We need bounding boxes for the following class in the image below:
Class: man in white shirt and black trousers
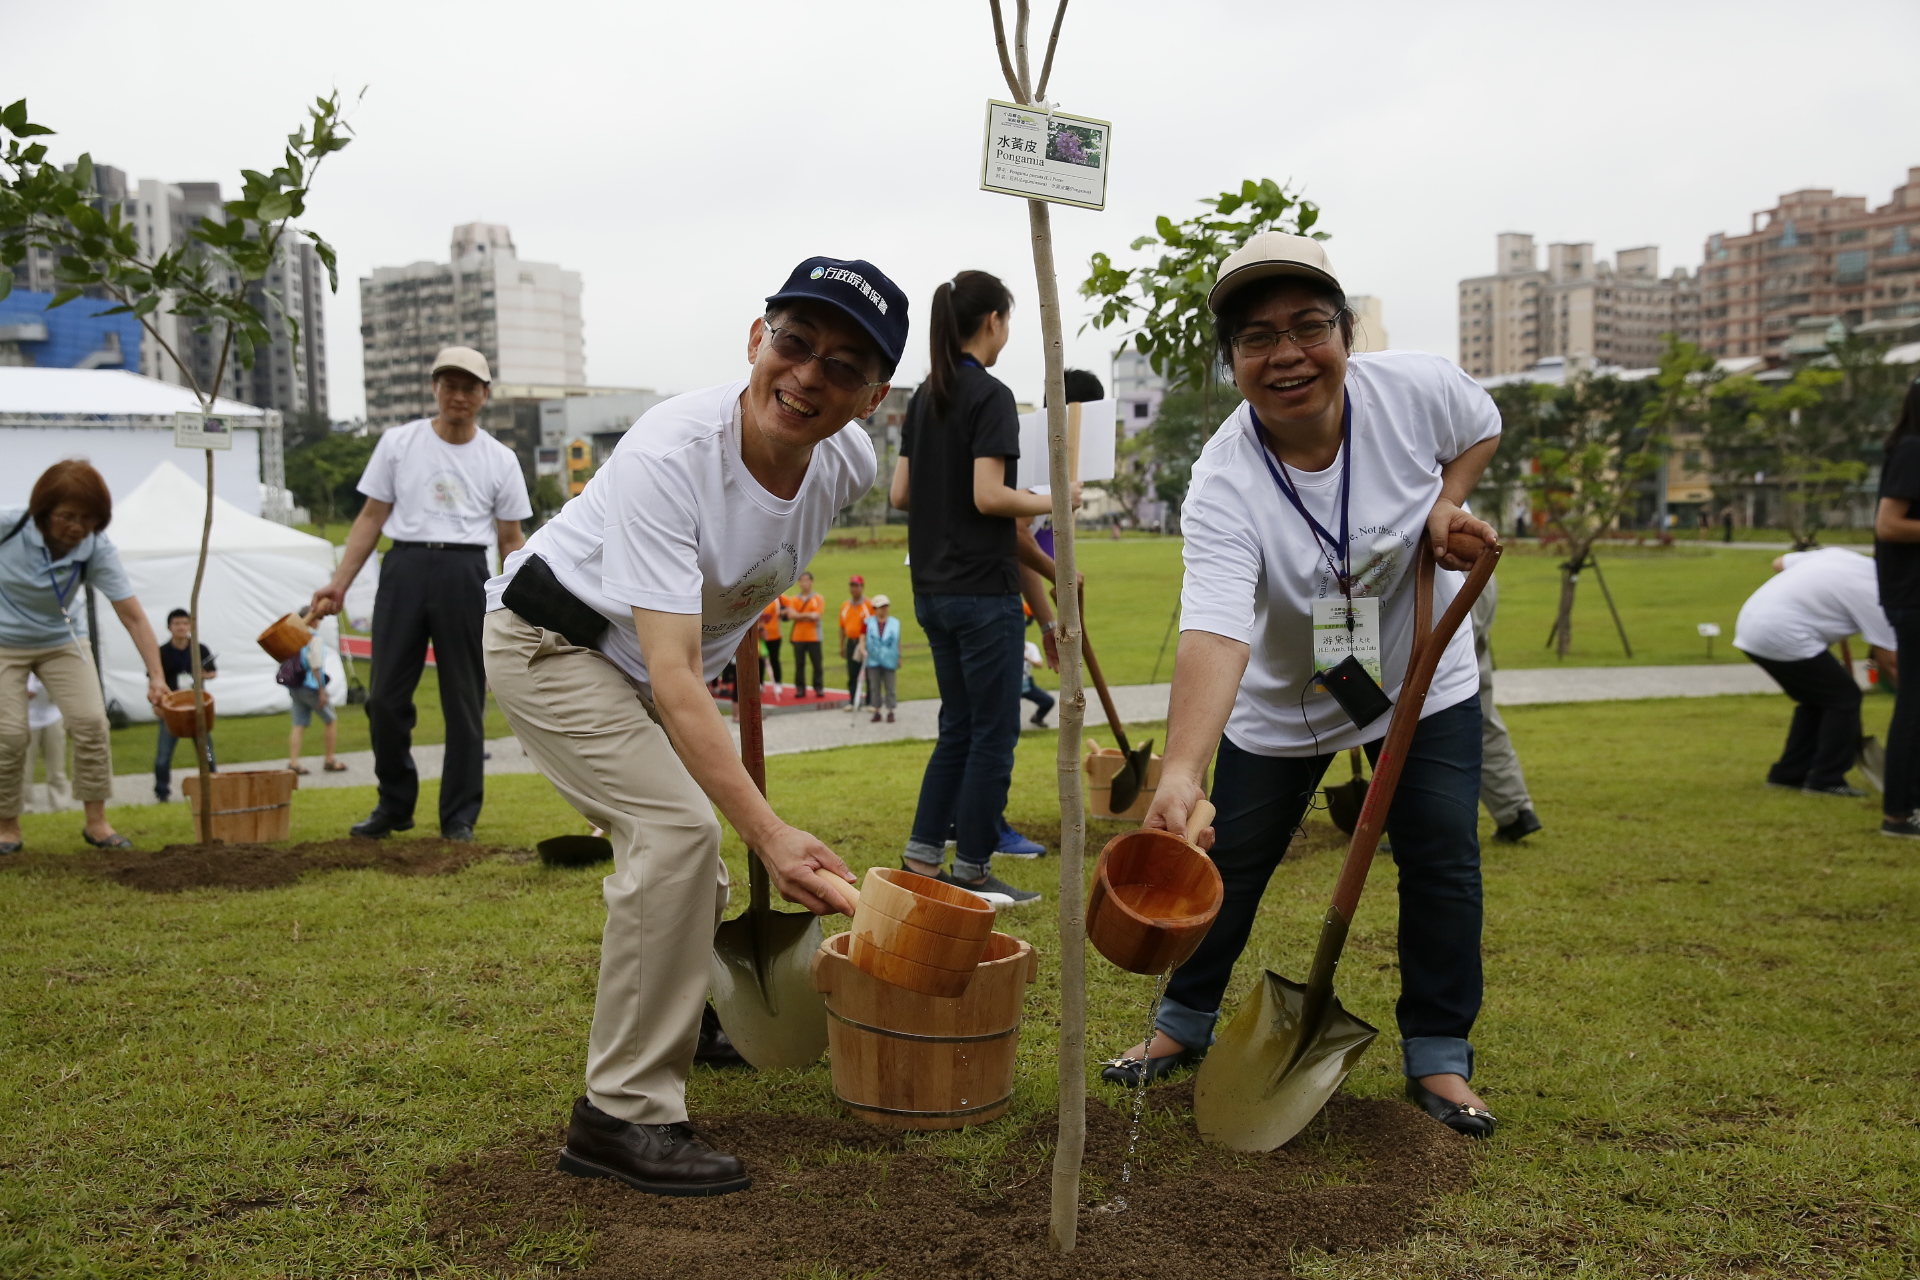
[309,346,532,841]
[480,257,903,1197]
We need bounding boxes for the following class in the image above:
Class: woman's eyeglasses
[1229,314,1344,358]
[766,327,884,393]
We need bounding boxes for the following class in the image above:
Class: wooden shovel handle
[1329,534,1500,922]
[1185,798,1216,847]
[734,631,771,913]
[1077,581,1132,756]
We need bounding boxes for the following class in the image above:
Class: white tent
[95,461,345,723]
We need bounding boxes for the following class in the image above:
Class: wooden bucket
[1086,804,1223,976]
[812,930,1038,1130]
[1085,744,1163,821]
[159,689,215,738]
[256,612,313,662]
[184,770,297,844]
[847,866,997,998]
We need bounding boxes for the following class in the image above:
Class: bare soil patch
[3,837,513,893]
[428,1081,1471,1279]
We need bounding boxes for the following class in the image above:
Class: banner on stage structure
[980,99,1110,211]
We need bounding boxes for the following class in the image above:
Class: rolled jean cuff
[1402,1035,1474,1081]
[1153,993,1220,1050]
[952,856,991,881]
[903,837,946,867]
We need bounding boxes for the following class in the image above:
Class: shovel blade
[1108,738,1155,814]
[1193,969,1380,1151]
[709,907,828,1071]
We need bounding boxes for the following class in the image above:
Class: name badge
[1312,595,1381,683]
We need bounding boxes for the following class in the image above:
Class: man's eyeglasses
[1228,314,1345,359]
[766,326,884,393]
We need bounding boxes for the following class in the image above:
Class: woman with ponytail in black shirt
[1873,380,1920,837]
[888,270,1071,903]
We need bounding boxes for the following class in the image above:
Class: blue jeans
[154,724,216,801]
[906,593,1026,878]
[1156,697,1486,1081]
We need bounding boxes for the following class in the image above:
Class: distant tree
[286,407,334,451]
[285,431,377,524]
[1132,386,1244,530]
[529,474,567,528]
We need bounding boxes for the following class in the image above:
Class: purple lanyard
[1250,391,1354,597]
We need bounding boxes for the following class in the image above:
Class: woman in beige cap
[1102,232,1506,1139]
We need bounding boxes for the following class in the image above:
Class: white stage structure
[95,462,344,723]
[0,367,286,519]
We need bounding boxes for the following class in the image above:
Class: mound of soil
[50,838,513,893]
[428,1082,1471,1279]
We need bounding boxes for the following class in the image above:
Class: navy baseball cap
[765,256,910,372]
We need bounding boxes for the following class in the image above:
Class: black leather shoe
[695,1003,748,1068]
[1100,1044,1205,1087]
[1494,808,1543,843]
[350,811,414,839]
[1407,1079,1497,1139]
[441,823,475,843]
[557,1097,750,1196]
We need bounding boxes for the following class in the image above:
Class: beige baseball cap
[431,345,492,384]
[1207,232,1341,314]
[871,594,891,607]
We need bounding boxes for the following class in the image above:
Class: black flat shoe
[81,831,133,849]
[694,1004,747,1068]
[1494,808,1542,843]
[1100,1044,1205,1087]
[1407,1079,1497,1139]
[351,811,414,839]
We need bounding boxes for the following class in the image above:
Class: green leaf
[256,192,293,223]
[47,287,82,309]
[0,266,11,301]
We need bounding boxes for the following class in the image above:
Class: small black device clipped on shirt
[1316,653,1392,729]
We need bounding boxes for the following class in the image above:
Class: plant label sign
[980,99,1110,211]
[174,412,235,451]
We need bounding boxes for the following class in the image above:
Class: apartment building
[1698,166,1920,359]
[359,223,584,429]
[1459,234,1697,378]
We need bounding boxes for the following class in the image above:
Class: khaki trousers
[482,610,729,1125]
[0,643,111,819]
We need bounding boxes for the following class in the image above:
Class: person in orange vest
[758,600,783,691]
[838,575,875,702]
[780,572,827,697]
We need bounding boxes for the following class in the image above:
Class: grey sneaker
[1803,784,1867,799]
[1881,814,1920,838]
[940,869,1041,906]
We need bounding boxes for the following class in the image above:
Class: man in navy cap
[481,257,906,1197]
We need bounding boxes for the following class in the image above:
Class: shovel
[709,631,832,1070]
[1323,749,1369,836]
[1194,533,1500,1151]
[1081,617,1153,815]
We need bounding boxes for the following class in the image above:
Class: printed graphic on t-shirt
[705,541,800,638]
[426,471,471,515]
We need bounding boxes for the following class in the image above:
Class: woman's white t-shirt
[484,380,877,695]
[357,419,533,545]
[1733,547,1894,662]
[1178,350,1501,756]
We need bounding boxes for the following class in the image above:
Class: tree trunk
[1552,540,1586,660]
[190,447,215,845]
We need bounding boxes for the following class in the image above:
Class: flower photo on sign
[1047,122,1103,168]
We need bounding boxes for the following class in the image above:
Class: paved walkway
[97,662,1823,808]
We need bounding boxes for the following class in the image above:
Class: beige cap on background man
[1207,232,1341,313]
[431,345,492,384]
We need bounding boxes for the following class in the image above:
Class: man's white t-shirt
[357,419,533,545]
[484,380,878,695]
[1733,547,1894,662]
[1178,351,1501,756]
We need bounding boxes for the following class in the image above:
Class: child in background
[1021,639,1054,728]
[24,673,69,812]
[287,626,346,775]
[856,595,901,723]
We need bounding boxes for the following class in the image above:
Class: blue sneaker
[995,819,1046,859]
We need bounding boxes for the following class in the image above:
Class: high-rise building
[1459,234,1697,378]
[359,223,584,429]
[1111,348,1167,436]
[1348,295,1389,353]
[1697,167,1920,359]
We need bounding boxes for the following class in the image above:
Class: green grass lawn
[4,693,1916,1277]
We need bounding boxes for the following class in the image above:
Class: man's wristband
[1039,620,1056,634]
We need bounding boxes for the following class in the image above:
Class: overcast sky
[11,0,1920,417]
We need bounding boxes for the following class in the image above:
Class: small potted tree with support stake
[1,91,357,845]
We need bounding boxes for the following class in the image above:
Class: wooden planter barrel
[1085,745,1163,821]
[159,689,215,739]
[812,930,1038,1130]
[183,770,297,843]
[847,866,997,998]
[257,613,313,662]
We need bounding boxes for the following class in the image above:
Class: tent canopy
[95,462,343,723]
[0,367,264,419]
